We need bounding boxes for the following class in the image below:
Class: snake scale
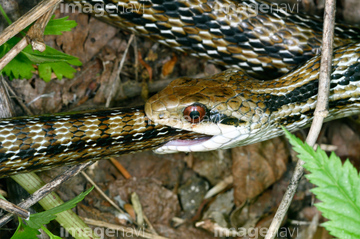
[0,0,360,177]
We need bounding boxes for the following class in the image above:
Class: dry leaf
[162,53,178,77]
[232,137,289,206]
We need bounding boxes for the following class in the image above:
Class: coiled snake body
[1,0,360,177]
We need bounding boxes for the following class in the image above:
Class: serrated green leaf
[0,38,34,80]
[22,45,81,65]
[1,15,81,81]
[44,16,77,35]
[26,187,93,229]
[39,62,77,81]
[11,218,40,239]
[283,128,360,239]
[3,51,35,80]
[24,16,77,36]
[0,37,82,81]
[37,63,52,82]
[322,221,360,238]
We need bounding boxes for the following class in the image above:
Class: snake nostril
[158,113,165,119]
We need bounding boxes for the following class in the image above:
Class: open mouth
[162,136,212,147]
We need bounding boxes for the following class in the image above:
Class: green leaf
[44,16,77,35]
[22,44,81,65]
[0,38,35,80]
[37,63,52,82]
[11,218,40,239]
[39,62,77,82]
[26,187,93,229]
[0,3,12,25]
[23,16,77,36]
[0,16,81,81]
[283,128,360,239]
[0,37,82,81]
[41,225,62,239]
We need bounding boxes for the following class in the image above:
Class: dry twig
[0,161,94,227]
[0,198,29,219]
[0,0,61,70]
[106,34,135,107]
[265,0,336,237]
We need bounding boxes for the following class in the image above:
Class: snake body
[0,0,359,177]
[0,108,202,176]
[71,0,360,78]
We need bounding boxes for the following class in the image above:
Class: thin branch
[0,162,94,227]
[106,34,135,107]
[81,171,126,214]
[26,3,59,52]
[1,78,34,115]
[0,0,61,46]
[265,0,336,237]
[0,198,29,219]
[0,0,60,70]
[0,37,27,71]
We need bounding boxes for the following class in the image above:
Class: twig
[1,78,34,115]
[109,157,131,179]
[306,212,320,238]
[26,2,59,52]
[0,76,15,117]
[204,175,233,199]
[0,0,61,46]
[0,0,60,70]
[0,198,29,219]
[81,171,160,235]
[81,171,126,214]
[0,161,94,227]
[265,0,336,238]
[106,34,135,107]
[0,37,27,71]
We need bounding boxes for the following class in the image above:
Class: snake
[0,0,360,177]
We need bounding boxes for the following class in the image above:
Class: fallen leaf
[232,137,289,206]
[162,53,177,77]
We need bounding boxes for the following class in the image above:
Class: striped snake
[0,0,360,177]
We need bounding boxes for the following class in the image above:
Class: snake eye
[183,104,207,124]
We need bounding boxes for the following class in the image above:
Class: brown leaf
[328,120,360,169]
[124,203,136,221]
[191,150,233,185]
[162,53,178,77]
[101,151,186,188]
[229,190,279,236]
[232,137,289,206]
[48,9,117,63]
[109,178,180,225]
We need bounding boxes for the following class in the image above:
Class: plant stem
[0,3,13,25]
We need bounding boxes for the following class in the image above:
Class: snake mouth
[154,135,223,154]
[163,136,212,147]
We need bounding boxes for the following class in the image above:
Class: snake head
[145,69,268,152]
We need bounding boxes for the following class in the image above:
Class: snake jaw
[154,125,253,153]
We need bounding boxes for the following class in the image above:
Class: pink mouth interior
[164,137,212,147]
